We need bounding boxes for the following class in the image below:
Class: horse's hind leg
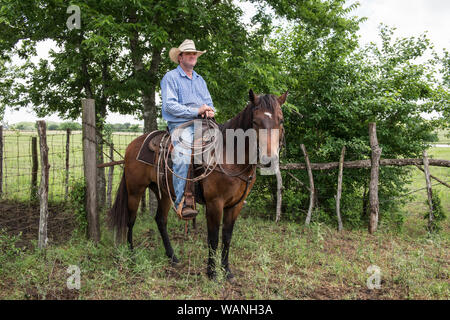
[126,192,141,251]
[150,187,180,266]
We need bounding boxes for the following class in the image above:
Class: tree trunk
[107,143,114,209]
[80,32,94,100]
[143,46,162,133]
[96,59,111,210]
[141,46,162,213]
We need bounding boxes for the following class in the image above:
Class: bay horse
[109,89,287,280]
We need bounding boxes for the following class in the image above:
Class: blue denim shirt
[161,65,215,124]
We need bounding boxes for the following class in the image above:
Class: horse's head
[249,89,287,166]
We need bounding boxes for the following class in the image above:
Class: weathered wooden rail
[279,158,450,170]
[277,123,449,233]
[97,123,449,234]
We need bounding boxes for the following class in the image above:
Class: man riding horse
[161,39,215,220]
[109,38,287,279]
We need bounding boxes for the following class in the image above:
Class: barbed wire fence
[0,102,448,244]
[0,126,140,204]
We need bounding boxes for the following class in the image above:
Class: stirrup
[175,197,198,221]
[180,206,198,220]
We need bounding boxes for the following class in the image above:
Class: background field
[0,130,140,202]
[436,129,450,144]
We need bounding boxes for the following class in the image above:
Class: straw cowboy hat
[169,39,206,64]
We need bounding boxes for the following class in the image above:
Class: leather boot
[181,161,198,219]
[175,197,197,220]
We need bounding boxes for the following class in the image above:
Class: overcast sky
[353,0,449,52]
[3,0,449,125]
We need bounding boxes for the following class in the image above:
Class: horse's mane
[219,94,278,131]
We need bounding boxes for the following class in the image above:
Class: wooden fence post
[275,162,283,223]
[368,123,381,234]
[422,150,434,231]
[65,128,71,201]
[107,142,114,209]
[336,146,345,231]
[82,99,100,242]
[301,144,315,225]
[37,121,50,249]
[31,136,38,200]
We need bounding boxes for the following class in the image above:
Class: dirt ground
[0,200,447,300]
[0,200,76,249]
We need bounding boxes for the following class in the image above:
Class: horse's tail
[108,171,129,243]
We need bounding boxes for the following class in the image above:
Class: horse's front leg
[221,203,243,281]
[205,200,223,279]
[153,191,180,266]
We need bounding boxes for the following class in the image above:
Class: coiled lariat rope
[157,118,220,218]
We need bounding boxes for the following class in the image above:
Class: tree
[60,121,82,131]
[47,123,59,130]
[0,0,264,211]
[438,50,450,128]
[3,0,446,230]
[0,54,13,121]
[256,23,446,227]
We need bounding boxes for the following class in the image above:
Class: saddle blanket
[136,130,167,166]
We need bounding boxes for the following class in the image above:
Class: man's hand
[198,104,214,118]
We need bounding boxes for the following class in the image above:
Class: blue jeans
[167,122,194,207]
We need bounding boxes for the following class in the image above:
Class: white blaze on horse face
[264,112,272,119]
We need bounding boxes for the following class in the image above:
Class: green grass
[0,189,449,300]
[401,147,450,239]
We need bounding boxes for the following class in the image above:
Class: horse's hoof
[170,256,181,268]
[207,270,217,280]
[226,271,235,283]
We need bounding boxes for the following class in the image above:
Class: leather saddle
[148,130,169,153]
[137,123,217,206]
[136,129,170,166]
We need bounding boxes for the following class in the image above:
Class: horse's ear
[249,89,259,106]
[278,91,288,105]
